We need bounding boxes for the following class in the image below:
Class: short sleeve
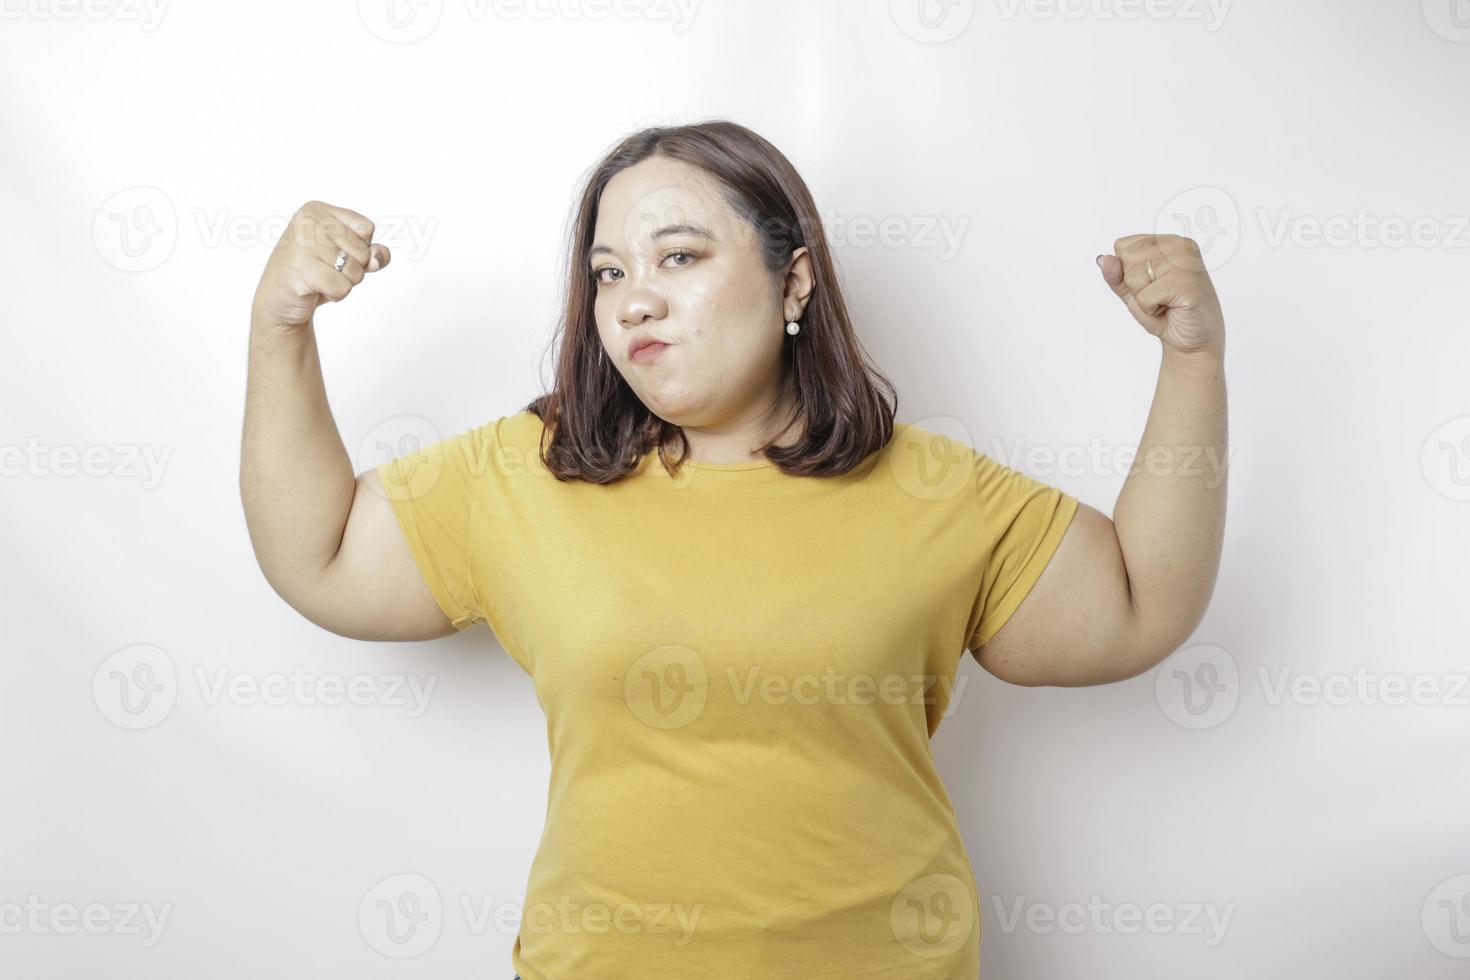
[967,454,1080,650]
[375,421,496,631]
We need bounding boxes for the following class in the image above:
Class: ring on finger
[1145,258,1156,283]
[334,249,349,273]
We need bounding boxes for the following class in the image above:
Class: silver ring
[333,249,348,272]
[1145,258,1156,283]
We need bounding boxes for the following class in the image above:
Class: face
[588,156,812,436]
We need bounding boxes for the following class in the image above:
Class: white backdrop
[3,1,1468,976]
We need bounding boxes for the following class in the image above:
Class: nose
[616,278,668,330]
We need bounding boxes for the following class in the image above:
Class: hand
[251,200,392,331]
[1097,234,1224,356]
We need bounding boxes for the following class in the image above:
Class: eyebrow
[588,222,717,260]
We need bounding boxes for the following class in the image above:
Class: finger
[1124,253,1173,296]
[1134,277,1175,319]
[317,240,366,285]
[316,202,376,243]
[1096,253,1156,323]
[366,243,391,273]
[1113,234,1157,258]
[1159,234,1208,273]
[321,225,388,273]
[302,258,355,302]
[1121,233,1207,274]
[325,225,372,269]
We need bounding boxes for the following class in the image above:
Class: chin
[641,382,705,422]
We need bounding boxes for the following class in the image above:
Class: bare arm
[239,200,455,641]
[977,234,1228,686]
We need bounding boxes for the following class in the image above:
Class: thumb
[1096,254,1128,299]
[366,243,392,273]
[1096,253,1151,324]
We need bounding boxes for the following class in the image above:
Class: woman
[240,119,1227,978]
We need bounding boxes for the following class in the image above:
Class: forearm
[1112,342,1229,652]
[239,314,356,598]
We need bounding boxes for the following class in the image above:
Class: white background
[3,0,1468,976]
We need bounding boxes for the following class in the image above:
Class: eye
[589,250,698,286]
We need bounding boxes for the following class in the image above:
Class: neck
[681,386,802,465]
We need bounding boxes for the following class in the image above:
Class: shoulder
[888,420,977,458]
[879,420,987,500]
[880,420,1069,525]
[459,409,548,460]
[491,409,550,451]
[463,410,556,489]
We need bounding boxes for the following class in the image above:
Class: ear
[783,246,815,315]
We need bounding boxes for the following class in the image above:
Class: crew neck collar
[636,450,781,473]
[677,456,779,471]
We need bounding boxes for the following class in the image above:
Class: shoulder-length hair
[524,118,897,483]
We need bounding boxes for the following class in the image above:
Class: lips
[627,336,672,360]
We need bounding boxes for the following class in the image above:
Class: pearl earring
[786,320,800,336]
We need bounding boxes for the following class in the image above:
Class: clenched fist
[251,200,392,331]
[1097,234,1224,356]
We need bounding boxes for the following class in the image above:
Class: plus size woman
[239,119,1228,978]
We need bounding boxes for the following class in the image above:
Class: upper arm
[291,421,498,642]
[973,501,1170,687]
[302,467,460,641]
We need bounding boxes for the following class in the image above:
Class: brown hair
[524,118,897,483]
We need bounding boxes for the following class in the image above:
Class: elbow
[1116,614,1209,683]
[1079,604,1208,687]
[248,550,348,635]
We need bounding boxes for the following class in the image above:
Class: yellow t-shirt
[377,409,1078,979]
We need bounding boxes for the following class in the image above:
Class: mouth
[628,338,672,364]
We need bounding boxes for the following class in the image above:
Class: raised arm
[976,234,1228,687]
[239,200,456,641]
